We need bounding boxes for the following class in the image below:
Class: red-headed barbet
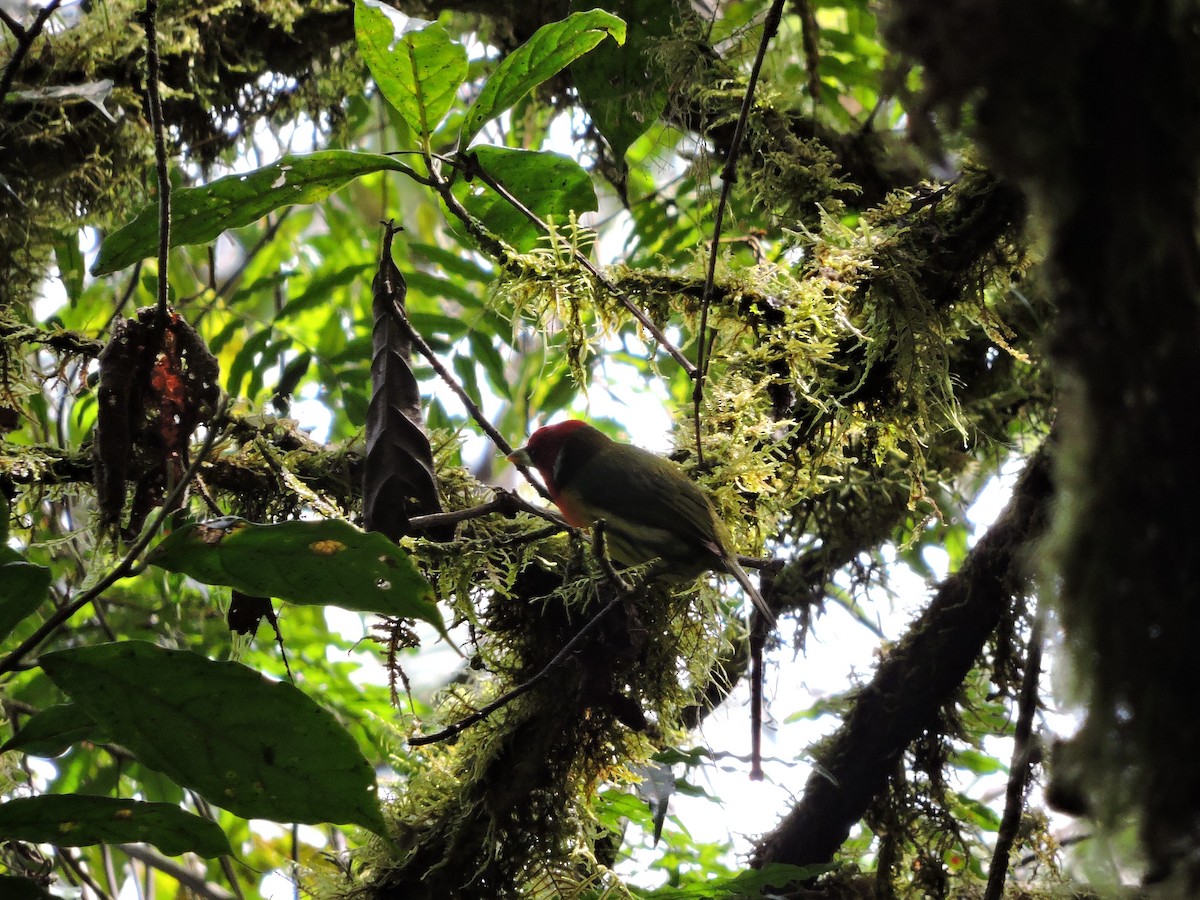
[508,420,773,624]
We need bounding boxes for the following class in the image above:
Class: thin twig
[100,843,121,898]
[749,565,775,781]
[984,601,1046,900]
[590,520,631,594]
[410,522,638,747]
[408,489,566,531]
[431,167,510,260]
[387,296,553,504]
[795,0,823,112]
[0,0,64,109]
[57,847,114,899]
[408,592,625,746]
[117,846,236,900]
[141,0,172,323]
[451,154,698,378]
[100,260,145,337]
[187,213,294,333]
[0,7,26,36]
[188,792,246,900]
[0,398,230,677]
[693,0,786,462]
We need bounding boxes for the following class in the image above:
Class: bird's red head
[508,419,609,501]
[520,419,591,472]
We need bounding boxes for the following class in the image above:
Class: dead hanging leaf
[94,308,220,538]
[227,591,277,636]
[227,590,292,680]
[362,223,451,541]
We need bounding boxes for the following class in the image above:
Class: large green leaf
[460,9,625,147]
[570,0,674,161]
[454,146,597,251]
[355,0,468,138]
[0,795,233,858]
[0,703,108,758]
[39,642,388,834]
[146,517,443,630]
[92,151,414,275]
[0,560,51,645]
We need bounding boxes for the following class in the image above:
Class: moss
[349,539,724,897]
[1,0,363,312]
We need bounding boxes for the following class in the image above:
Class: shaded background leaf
[570,0,675,163]
[0,703,108,758]
[0,560,50,644]
[0,795,233,858]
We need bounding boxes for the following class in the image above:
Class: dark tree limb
[752,441,1053,869]
[984,600,1045,899]
[0,0,64,108]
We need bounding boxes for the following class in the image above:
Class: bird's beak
[507,446,532,466]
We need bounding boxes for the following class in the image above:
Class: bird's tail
[726,556,775,627]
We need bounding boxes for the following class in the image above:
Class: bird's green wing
[557,441,726,563]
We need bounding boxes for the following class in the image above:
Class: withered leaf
[362,224,451,541]
[94,308,219,537]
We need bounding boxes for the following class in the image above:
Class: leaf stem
[385,290,554,504]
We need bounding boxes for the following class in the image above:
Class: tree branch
[117,845,236,900]
[0,0,63,109]
[0,398,230,676]
[140,0,172,323]
[752,440,1054,870]
[984,600,1045,900]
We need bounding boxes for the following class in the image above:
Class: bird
[507,419,774,624]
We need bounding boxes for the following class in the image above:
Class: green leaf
[454,146,597,252]
[54,233,85,303]
[0,795,233,858]
[469,331,511,400]
[39,642,388,834]
[92,151,415,275]
[460,9,626,146]
[0,561,51,644]
[953,747,1006,776]
[355,0,468,137]
[145,517,443,630]
[0,703,109,758]
[954,792,1002,832]
[408,241,494,284]
[570,0,674,161]
[225,328,274,399]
